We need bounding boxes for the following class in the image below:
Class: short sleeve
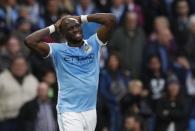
[87,33,107,48]
[95,33,107,46]
[43,43,57,59]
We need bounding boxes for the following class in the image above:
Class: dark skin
[24,13,116,57]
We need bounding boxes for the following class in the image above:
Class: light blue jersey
[47,34,104,113]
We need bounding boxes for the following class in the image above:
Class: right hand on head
[54,16,69,32]
[54,15,81,33]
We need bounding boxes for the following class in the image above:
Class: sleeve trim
[95,33,107,46]
[43,44,52,59]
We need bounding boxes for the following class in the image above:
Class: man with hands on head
[24,13,116,131]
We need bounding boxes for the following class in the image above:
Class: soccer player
[24,13,116,131]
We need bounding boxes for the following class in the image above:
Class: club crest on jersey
[83,43,92,54]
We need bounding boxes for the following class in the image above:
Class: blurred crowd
[1,0,195,131]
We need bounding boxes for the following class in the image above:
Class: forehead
[64,18,80,28]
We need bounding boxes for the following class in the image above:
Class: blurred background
[0,0,195,131]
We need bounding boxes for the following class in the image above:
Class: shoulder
[86,33,106,47]
[45,43,67,58]
[26,74,38,81]
[48,43,65,49]
[0,70,12,79]
[25,74,39,85]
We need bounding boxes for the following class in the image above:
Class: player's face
[64,19,83,43]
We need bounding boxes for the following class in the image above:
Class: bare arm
[24,17,64,57]
[87,13,116,43]
[24,28,50,57]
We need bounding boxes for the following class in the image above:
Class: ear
[59,19,66,34]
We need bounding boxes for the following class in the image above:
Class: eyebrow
[66,22,80,30]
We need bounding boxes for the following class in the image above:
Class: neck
[67,40,84,47]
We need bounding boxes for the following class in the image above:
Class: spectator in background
[189,0,195,13]
[155,78,189,131]
[75,0,99,38]
[23,0,40,25]
[0,55,38,131]
[95,0,111,13]
[18,82,57,131]
[110,12,145,78]
[121,80,153,131]
[16,4,44,30]
[123,114,143,131]
[171,0,190,52]
[139,0,162,34]
[42,0,61,27]
[158,28,177,58]
[149,16,170,41]
[110,0,125,26]
[14,18,32,40]
[12,18,32,55]
[186,70,195,131]
[185,15,195,75]
[184,17,195,123]
[0,0,18,28]
[99,52,128,131]
[159,0,175,19]
[59,0,75,14]
[42,70,57,103]
[171,55,191,94]
[0,33,9,72]
[75,0,96,15]
[143,54,167,105]
[0,35,23,71]
[145,28,176,73]
[125,0,144,26]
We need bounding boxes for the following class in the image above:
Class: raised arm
[85,13,116,43]
[24,17,65,57]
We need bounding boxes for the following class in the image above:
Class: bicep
[97,25,111,44]
[26,42,50,57]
